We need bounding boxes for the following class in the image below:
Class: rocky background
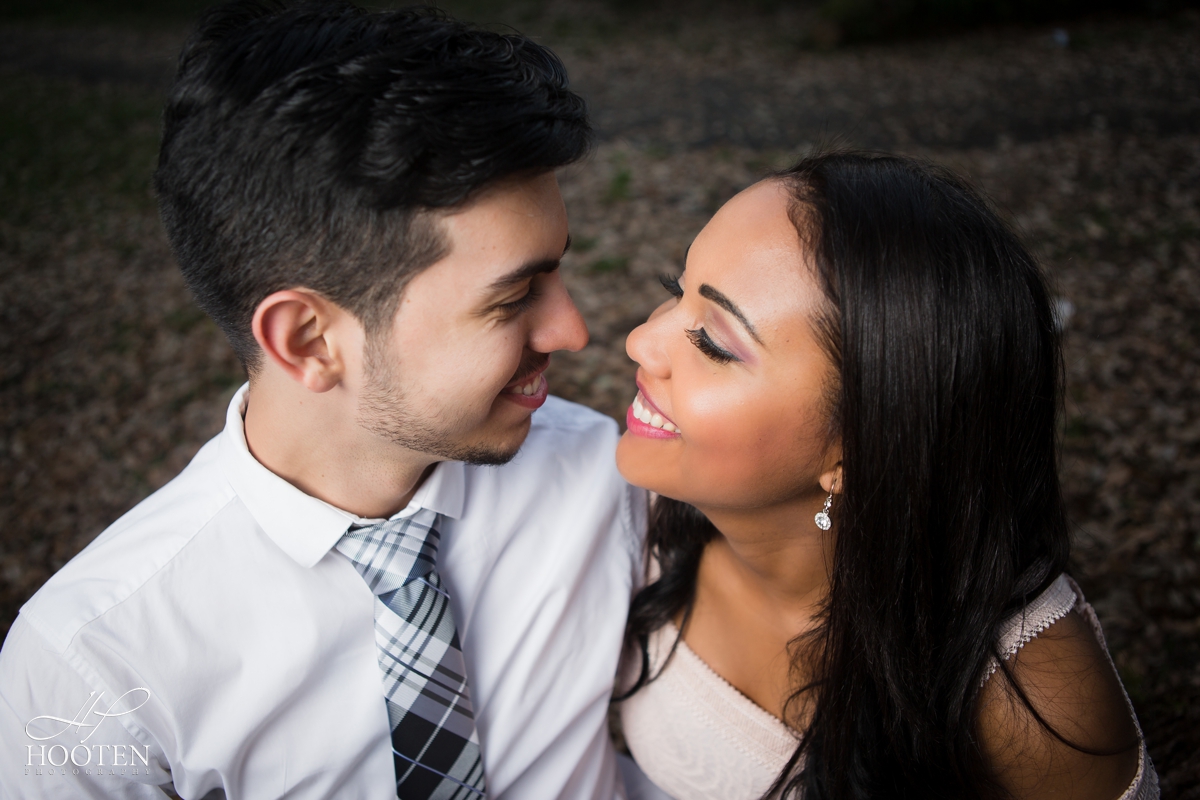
[1,1,1197,793]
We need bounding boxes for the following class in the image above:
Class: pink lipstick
[626,386,681,439]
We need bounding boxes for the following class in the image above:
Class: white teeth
[632,392,680,433]
[510,375,541,396]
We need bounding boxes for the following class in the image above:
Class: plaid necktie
[335,508,486,799]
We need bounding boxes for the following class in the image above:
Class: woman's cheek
[681,374,762,435]
[678,386,771,467]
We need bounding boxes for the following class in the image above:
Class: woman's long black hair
[621,151,1071,799]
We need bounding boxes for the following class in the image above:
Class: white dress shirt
[0,385,645,799]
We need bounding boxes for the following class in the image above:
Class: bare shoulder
[976,608,1141,800]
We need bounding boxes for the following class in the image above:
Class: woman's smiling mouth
[627,388,681,438]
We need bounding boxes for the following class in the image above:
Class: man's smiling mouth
[501,355,551,408]
[505,373,546,397]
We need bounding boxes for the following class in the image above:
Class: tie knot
[335,508,441,596]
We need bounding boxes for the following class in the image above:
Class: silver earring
[814,492,833,531]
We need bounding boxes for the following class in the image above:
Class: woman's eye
[659,273,737,364]
[659,273,683,298]
[686,328,738,364]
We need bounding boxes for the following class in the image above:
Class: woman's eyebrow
[699,283,763,345]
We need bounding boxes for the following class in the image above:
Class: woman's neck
[678,497,833,723]
[699,499,834,620]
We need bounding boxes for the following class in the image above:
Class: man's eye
[497,287,540,316]
[686,328,738,364]
[659,273,683,298]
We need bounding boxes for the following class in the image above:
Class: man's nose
[529,273,588,353]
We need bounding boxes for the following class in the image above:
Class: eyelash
[660,273,739,364]
[659,273,683,298]
[686,328,737,364]
[497,286,540,317]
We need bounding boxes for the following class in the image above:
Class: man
[0,2,643,798]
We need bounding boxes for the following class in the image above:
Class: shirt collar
[217,383,466,568]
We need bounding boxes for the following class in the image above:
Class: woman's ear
[251,289,347,393]
[819,460,843,495]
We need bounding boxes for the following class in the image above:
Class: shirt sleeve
[0,615,173,799]
[625,485,650,596]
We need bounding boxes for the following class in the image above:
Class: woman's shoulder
[977,579,1145,800]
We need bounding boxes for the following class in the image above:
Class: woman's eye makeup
[659,273,740,364]
[686,327,739,364]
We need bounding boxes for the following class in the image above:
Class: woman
[615,152,1157,800]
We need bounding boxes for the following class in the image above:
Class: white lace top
[619,574,1159,800]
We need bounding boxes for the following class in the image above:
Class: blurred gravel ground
[1,7,1197,794]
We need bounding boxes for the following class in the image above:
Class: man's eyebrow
[486,236,572,293]
[699,283,763,345]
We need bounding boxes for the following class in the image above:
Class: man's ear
[251,289,350,393]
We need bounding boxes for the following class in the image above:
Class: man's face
[355,172,587,464]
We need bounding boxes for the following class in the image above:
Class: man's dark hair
[155,0,592,370]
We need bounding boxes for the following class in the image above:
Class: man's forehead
[410,174,568,296]
[434,176,564,267]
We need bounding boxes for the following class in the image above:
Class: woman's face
[616,179,840,513]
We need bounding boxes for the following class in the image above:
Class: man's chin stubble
[357,343,530,465]
[356,400,528,467]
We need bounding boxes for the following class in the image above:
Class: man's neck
[242,373,436,519]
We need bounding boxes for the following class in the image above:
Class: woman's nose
[625,298,674,377]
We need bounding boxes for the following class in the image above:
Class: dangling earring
[814,491,833,531]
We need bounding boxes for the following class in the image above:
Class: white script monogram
[23,689,153,771]
[26,688,150,743]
